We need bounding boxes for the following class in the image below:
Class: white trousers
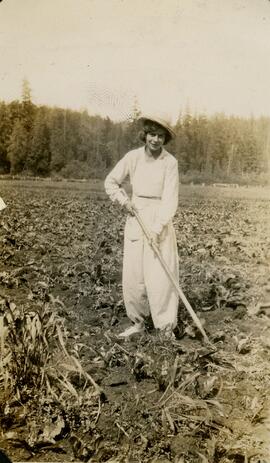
[122,203,179,330]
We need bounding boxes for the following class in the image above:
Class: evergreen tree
[7,119,29,174]
[0,86,268,182]
[121,96,142,153]
[77,110,94,163]
[49,109,68,172]
[27,109,51,175]
[0,102,11,172]
[21,78,36,132]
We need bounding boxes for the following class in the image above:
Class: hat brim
[138,115,176,140]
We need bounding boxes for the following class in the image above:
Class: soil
[0,181,269,463]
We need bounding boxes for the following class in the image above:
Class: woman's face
[145,126,166,154]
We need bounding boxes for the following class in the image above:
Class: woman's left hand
[149,231,160,248]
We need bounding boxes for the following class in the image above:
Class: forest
[0,80,270,184]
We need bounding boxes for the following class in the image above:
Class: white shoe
[118,323,145,338]
[159,327,176,340]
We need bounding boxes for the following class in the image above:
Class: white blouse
[104,146,179,235]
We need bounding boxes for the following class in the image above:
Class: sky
[1,0,270,123]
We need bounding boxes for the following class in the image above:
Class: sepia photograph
[0,0,270,462]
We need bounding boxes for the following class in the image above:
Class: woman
[104,115,179,338]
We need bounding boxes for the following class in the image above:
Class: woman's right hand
[124,200,136,215]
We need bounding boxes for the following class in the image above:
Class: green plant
[0,298,101,402]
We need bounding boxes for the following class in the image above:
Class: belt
[136,195,161,199]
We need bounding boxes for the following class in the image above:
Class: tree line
[0,81,269,184]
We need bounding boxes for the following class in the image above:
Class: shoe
[159,327,176,340]
[118,323,145,338]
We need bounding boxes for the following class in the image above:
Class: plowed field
[0,180,269,463]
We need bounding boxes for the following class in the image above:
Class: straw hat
[138,114,176,140]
